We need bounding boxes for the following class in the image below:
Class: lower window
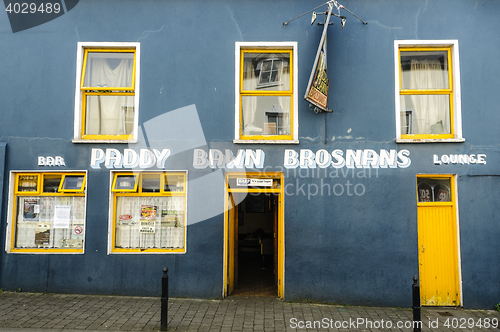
[110,171,187,253]
[9,172,87,253]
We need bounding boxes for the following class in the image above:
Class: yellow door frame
[223,172,285,299]
[416,174,462,306]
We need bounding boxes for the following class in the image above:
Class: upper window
[7,172,87,253]
[74,42,140,142]
[235,42,298,143]
[395,40,463,142]
[109,171,187,253]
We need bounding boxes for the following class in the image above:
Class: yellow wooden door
[417,176,460,306]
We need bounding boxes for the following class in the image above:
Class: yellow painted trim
[228,189,282,194]
[399,46,454,138]
[80,91,135,141]
[224,171,285,299]
[162,172,186,195]
[11,172,87,252]
[81,48,136,90]
[58,173,86,193]
[239,49,294,141]
[110,171,187,253]
[10,248,83,253]
[80,47,136,140]
[15,173,41,195]
[111,173,138,193]
[223,187,229,297]
[416,174,459,306]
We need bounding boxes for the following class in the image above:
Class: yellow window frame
[111,171,187,253]
[10,172,86,254]
[239,49,294,141]
[15,173,41,194]
[58,173,87,193]
[399,46,454,139]
[111,172,139,193]
[80,48,137,141]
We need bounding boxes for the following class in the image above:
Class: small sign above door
[236,178,273,187]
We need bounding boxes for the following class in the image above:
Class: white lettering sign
[192,149,265,169]
[90,148,171,169]
[38,156,66,167]
[284,149,411,169]
[433,154,486,165]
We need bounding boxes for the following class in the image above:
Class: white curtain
[15,196,85,249]
[115,196,185,249]
[401,59,450,135]
[242,60,258,132]
[85,57,135,135]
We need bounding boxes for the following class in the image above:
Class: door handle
[422,245,425,253]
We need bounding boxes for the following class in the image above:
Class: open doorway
[224,173,284,298]
[233,193,277,297]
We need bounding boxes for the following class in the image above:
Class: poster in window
[35,223,50,245]
[23,198,40,221]
[141,205,157,219]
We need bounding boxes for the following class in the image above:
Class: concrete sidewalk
[0,292,498,331]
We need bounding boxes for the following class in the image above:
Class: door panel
[418,202,460,306]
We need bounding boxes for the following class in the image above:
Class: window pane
[43,175,62,193]
[241,96,291,135]
[242,53,290,91]
[164,174,185,192]
[85,95,135,135]
[84,52,134,88]
[17,175,38,192]
[417,178,452,202]
[401,51,449,90]
[115,196,185,249]
[141,174,161,193]
[113,175,137,191]
[400,95,450,135]
[60,175,85,191]
[15,196,85,249]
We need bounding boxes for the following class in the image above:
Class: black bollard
[412,275,421,332]
[161,267,168,331]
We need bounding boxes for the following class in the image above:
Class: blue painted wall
[0,0,499,309]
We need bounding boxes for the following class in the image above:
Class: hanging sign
[304,3,333,112]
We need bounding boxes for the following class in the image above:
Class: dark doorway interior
[232,193,277,297]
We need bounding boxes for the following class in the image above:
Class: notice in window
[54,205,71,228]
[23,198,40,221]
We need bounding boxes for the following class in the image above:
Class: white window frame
[234,42,299,144]
[73,42,140,143]
[394,40,464,143]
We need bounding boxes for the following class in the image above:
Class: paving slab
[0,292,498,331]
